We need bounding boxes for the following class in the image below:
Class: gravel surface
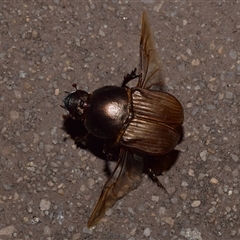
[0,1,239,240]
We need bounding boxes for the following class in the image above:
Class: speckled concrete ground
[0,1,239,239]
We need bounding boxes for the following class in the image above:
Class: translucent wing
[87,148,144,228]
[138,11,164,90]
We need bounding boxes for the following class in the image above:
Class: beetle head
[63,89,90,120]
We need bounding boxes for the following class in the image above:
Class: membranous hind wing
[87,148,144,228]
[138,11,164,90]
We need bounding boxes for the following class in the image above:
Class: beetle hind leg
[147,168,168,194]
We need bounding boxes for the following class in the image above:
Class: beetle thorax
[84,86,130,139]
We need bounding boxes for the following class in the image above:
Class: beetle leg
[122,68,141,87]
[103,144,119,162]
[75,133,90,148]
[148,168,168,194]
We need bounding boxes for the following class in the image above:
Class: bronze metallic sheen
[62,11,184,228]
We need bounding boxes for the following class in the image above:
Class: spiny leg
[74,133,90,148]
[122,68,141,87]
[148,168,168,194]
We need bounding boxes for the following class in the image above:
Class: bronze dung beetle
[63,11,184,228]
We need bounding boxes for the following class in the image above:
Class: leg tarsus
[122,68,140,87]
[75,133,90,149]
[148,168,168,194]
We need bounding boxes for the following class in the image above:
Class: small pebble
[218,46,224,54]
[43,226,51,236]
[39,199,51,211]
[229,49,237,59]
[232,169,239,178]
[82,227,93,234]
[13,90,22,99]
[186,48,192,56]
[55,88,59,95]
[19,70,27,78]
[208,207,215,214]
[188,169,195,176]
[138,204,145,212]
[180,228,202,240]
[130,227,137,236]
[117,42,122,48]
[178,63,185,71]
[225,91,233,99]
[191,200,201,208]
[88,178,95,189]
[143,228,151,237]
[68,225,75,232]
[9,110,19,121]
[106,208,112,216]
[210,178,219,184]
[206,104,216,110]
[99,29,105,37]
[151,195,159,202]
[171,197,178,204]
[200,150,207,161]
[0,225,16,236]
[181,181,189,187]
[72,233,81,240]
[230,154,239,162]
[183,19,188,25]
[186,102,193,108]
[162,217,174,227]
[191,107,199,116]
[128,207,135,215]
[159,207,166,216]
[191,59,200,66]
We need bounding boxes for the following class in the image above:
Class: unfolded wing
[87,148,144,228]
[138,11,164,90]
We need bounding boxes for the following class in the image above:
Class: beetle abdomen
[85,86,130,139]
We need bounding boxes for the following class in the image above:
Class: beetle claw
[122,68,140,87]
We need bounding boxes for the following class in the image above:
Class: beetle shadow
[177,125,184,144]
[142,125,184,177]
[143,150,180,176]
[62,117,107,160]
[62,117,182,179]
[63,116,120,178]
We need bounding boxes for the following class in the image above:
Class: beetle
[62,11,184,228]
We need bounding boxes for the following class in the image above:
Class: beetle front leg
[122,68,141,87]
[75,133,91,149]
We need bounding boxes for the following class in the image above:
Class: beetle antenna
[72,83,78,90]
